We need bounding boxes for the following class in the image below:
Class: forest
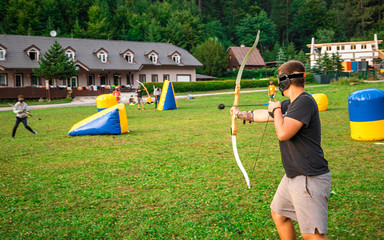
[0,0,383,68]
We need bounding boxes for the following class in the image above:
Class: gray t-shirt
[279,92,329,178]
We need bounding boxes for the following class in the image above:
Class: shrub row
[222,68,278,79]
[143,79,278,93]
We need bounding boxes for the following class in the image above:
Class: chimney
[240,44,245,47]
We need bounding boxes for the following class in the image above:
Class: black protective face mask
[276,73,306,96]
[277,74,291,97]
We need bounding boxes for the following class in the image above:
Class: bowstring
[250,114,270,175]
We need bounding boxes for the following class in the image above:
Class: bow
[231,30,260,189]
[136,80,153,103]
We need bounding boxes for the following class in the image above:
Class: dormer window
[149,53,158,63]
[28,49,39,61]
[98,51,107,63]
[65,49,75,61]
[124,52,133,63]
[172,54,181,64]
[0,47,6,60]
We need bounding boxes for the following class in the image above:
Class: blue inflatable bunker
[348,88,384,141]
[68,103,129,136]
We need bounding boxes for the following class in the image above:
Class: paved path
[0,84,345,112]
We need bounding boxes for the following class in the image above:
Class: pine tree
[276,48,286,67]
[33,41,78,87]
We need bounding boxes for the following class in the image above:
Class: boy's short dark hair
[278,60,306,87]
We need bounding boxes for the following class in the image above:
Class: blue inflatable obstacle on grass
[157,80,178,110]
[68,103,129,136]
[348,88,384,141]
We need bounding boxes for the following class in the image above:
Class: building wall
[1,66,197,88]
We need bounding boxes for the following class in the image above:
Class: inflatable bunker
[69,103,129,136]
[348,88,384,141]
[157,80,178,110]
[96,94,117,112]
[312,93,329,112]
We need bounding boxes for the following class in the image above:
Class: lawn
[0,83,383,239]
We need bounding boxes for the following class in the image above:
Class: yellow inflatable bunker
[69,103,129,136]
[97,94,117,112]
[312,93,328,112]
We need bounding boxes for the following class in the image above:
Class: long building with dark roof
[0,34,203,89]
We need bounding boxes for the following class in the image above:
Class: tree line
[1,0,383,76]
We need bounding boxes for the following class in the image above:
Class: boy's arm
[230,108,273,123]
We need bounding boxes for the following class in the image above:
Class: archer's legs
[272,210,296,240]
[12,117,22,137]
[21,118,34,133]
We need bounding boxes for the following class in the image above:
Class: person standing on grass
[136,87,145,110]
[268,80,277,102]
[153,87,161,108]
[231,60,331,240]
[11,95,37,138]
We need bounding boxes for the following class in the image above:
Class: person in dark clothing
[136,88,145,110]
[11,95,37,138]
[231,60,331,240]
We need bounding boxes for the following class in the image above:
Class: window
[326,46,331,51]
[177,75,191,82]
[88,75,94,86]
[139,74,146,83]
[362,44,367,49]
[0,74,7,86]
[15,74,23,87]
[28,49,39,61]
[126,74,134,85]
[152,74,158,82]
[124,52,133,63]
[149,53,157,63]
[351,45,356,50]
[65,50,75,61]
[97,51,107,63]
[31,75,41,86]
[70,76,78,87]
[0,49,5,60]
[172,54,180,64]
[338,45,345,51]
[113,75,121,86]
[100,75,107,85]
[163,74,169,82]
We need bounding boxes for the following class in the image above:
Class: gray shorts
[270,172,331,234]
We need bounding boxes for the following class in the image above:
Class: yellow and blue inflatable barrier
[348,88,384,141]
[69,103,129,136]
[96,94,117,112]
[157,80,178,110]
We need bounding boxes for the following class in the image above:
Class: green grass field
[0,83,383,239]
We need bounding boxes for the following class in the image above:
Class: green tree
[289,0,331,49]
[331,52,343,72]
[193,38,228,77]
[33,41,78,87]
[84,0,112,39]
[276,48,286,66]
[235,10,276,49]
[315,28,335,43]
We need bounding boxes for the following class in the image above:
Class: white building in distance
[307,34,383,68]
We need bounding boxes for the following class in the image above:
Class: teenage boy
[12,95,37,138]
[231,60,331,240]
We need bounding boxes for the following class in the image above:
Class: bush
[143,79,278,93]
[222,67,278,79]
[330,76,362,85]
[305,72,315,84]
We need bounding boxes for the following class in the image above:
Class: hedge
[143,78,278,93]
